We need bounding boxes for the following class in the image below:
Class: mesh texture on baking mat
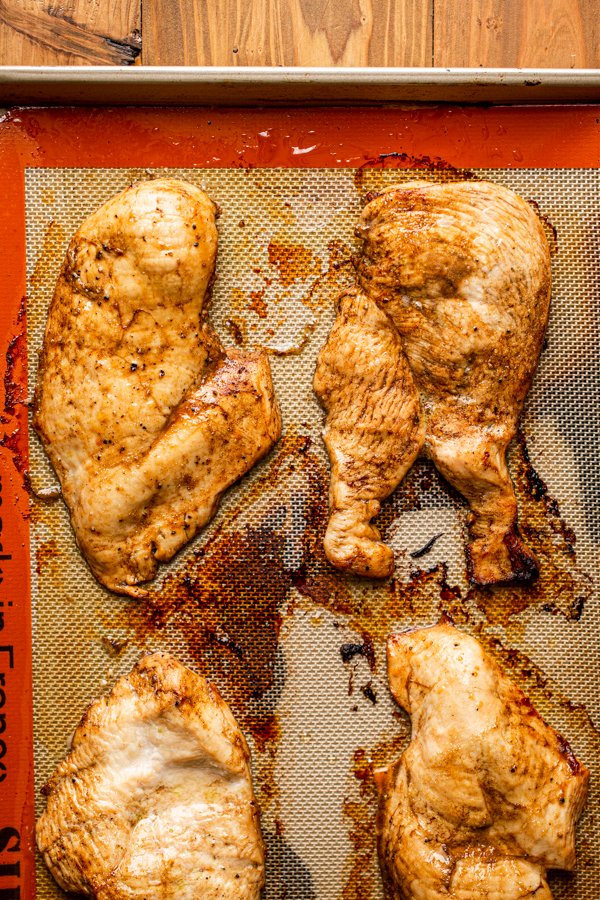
[25,166,600,899]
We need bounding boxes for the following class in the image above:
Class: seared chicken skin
[37,653,265,899]
[315,180,550,584]
[34,179,281,596]
[377,623,589,899]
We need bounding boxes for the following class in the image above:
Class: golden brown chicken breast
[377,622,589,899]
[313,287,423,577]
[34,179,281,596]
[37,653,265,899]
[315,180,551,584]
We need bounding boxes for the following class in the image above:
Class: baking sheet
[24,164,599,898]
[2,66,600,106]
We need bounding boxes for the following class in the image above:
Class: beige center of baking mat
[25,167,600,899]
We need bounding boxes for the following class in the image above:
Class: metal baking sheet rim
[0,65,600,106]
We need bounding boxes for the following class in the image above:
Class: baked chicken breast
[377,622,589,899]
[313,287,423,576]
[34,179,281,596]
[37,653,265,899]
[315,180,551,584]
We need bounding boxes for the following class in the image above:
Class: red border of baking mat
[0,104,598,898]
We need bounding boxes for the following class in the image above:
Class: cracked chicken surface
[377,623,589,899]
[34,178,281,596]
[315,180,551,584]
[36,653,265,899]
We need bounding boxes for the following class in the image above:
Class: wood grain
[0,0,598,68]
[141,0,432,67]
[433,0,600,68]
[0,0,141,65]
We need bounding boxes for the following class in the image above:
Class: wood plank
[1,0,597,71]
[0,0,141,65]
[433,0,600,68]
[142,0,432,67]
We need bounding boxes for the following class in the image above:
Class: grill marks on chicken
[377,623,589,899]
[36,653,265,899]
[315,180,551,583]
[34,179,281,596]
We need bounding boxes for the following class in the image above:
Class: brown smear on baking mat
[24,166,599,898]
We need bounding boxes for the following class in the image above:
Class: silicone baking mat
[1,106,599,899]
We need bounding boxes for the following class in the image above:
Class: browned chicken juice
[0,105,598,899]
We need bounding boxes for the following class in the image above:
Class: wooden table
[0,0,598,68]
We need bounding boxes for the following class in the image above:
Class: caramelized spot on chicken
[34,179,281,596]
[377,622,589,899]
[36,653,265,899]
